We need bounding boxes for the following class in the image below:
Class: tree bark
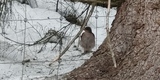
[65,0,160,80]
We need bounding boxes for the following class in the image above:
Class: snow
[0,0,116,80]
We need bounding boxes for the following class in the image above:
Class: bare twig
[0,34,34,46]
[27,22,42,38]
[106,0,117,68]
[49,3,96,66]
[56,0,59,12]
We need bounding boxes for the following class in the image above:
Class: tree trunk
[65,0,160,80]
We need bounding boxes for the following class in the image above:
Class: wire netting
[0,0,115,80]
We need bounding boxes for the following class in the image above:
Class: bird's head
[84,27,92,33]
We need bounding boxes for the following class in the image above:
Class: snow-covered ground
[0,0,116,80]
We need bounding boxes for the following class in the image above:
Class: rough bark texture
[65,0,160,80]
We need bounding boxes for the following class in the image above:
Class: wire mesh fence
[0,0,115,80]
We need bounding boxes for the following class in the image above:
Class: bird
[80,27,95,53]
